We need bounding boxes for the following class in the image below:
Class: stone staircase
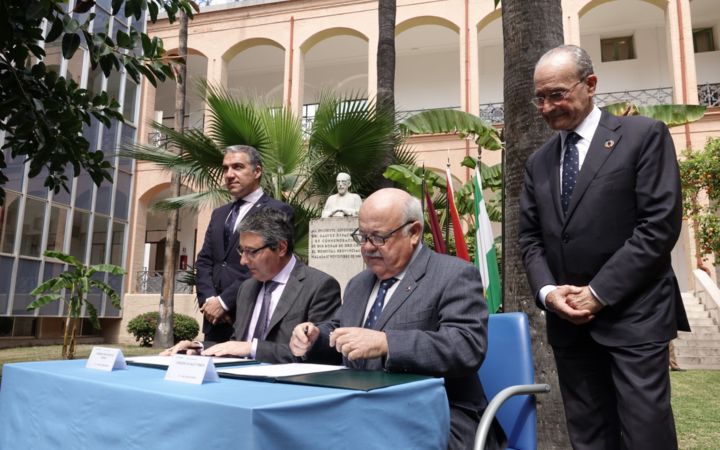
[674,292,720,370]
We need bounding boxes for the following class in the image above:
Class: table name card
[165,354,219,384]
[86,347,127,372]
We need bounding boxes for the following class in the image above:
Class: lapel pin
[604,139,615,149]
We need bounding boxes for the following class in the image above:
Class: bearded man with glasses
[290,188,506,450]
[163,209,340,362]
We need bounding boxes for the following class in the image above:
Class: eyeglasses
[350,221,414,246]
[531,79,584,107]
[236,244,270,258]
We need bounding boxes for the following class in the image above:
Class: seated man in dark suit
[290,188,505,450]
[162,209,341,363]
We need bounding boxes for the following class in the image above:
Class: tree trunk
[154,11,188,349]
[500,1,570,447]
[376,0,396,187]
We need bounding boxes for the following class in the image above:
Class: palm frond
[400,109,501,150]
[205,83,269,149]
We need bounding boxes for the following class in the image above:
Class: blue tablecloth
[0,360,449,450]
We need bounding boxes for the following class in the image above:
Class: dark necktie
[363,278,398,329]
[223,199,244,249]
[561,132,581,214]
[252,281,279,340]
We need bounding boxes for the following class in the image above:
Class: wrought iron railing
[478,102,504,125]
[594,87,674,107]
[136,271,193,294]
[698,83,720,107]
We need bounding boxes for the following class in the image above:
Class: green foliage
[680,137,720,260]
[27,250,125,358]
[603,103,706,128]
[0,0,198,205]
[127,311,199,347]
[123,86,412,258]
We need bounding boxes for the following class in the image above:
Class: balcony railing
[698,83,720,107]
[594,87,674,107]
[136,271,193,294]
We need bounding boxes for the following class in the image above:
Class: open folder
[217,363,432,391]
[125,355,258,369]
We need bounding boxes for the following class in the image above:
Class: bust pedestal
[308,217,364,295]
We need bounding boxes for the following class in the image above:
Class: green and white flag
[473,166,501,313]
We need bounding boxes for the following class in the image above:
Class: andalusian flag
[473,166,501,313]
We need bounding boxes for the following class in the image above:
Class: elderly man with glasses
[163,209,341,363]
[519,44,688,450]
[290,188,505,450]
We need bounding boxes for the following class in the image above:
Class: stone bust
[321,172,363,218]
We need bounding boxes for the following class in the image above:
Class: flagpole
[421,162,426,235]
[444,155,450,251]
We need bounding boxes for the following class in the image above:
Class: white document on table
[219,363,347,378]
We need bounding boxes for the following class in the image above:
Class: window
[601,36,635,62]
[20,197,46,257]
[46,205,68,253]
[693,28,716,53]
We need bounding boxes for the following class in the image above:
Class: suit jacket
[195,193,293,339]
[307,246,491,424]
[205,260,341,363]
[519,110,690,347]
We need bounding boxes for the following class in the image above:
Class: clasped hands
[289,322,388,361]
[546,285,604,325]
[200,296,232,325]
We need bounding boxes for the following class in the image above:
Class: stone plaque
[309,217,364,294]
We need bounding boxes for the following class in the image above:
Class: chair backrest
[479,312,537,450]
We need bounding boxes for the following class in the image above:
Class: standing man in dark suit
[518,45,690,450]
[290,188,505,450]
[195,145,293,343]
[164,209,340,363]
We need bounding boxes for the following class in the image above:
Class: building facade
[2,0,719,343]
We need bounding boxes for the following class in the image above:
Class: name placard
[165,354,219,384]
[86,346,127,372]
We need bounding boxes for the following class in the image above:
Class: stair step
[686,310,710,319]
[674,338,720,347]
[675,346,720,357]
[676,364,720,370]
[687,318,718,326]
[677,356,720,366]
[681,303,706,311]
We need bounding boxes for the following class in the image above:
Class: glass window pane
[111,222,125,266]
[53,181,72,205]
[46,205,68,253]
[88,66,104,98]
[1,192,21,254]
[96,182,112,215]
[3,150,25,192]
[105,273,122,317]
[70,210,90,261]
[43,41,62,75]
[27,166,50,199]
[114,171,131,219]
[91,215,109,265]
[107,70,121,107]
[75,172,94,211]
[20,197,46,257]
[84,115,102,152]
[66,47,85,86]
[39,262,64,315]
[87,272,104,315]
[118,124,136,172]
[0,317,11,337]
[0,256,14,314]
[123,76,138,119]
[93,8,110,33]
[13,258,40,315]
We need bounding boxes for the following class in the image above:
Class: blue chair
[474,312,550,450]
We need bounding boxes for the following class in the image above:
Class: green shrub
[126,312,200,347]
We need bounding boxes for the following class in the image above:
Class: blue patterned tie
[223,199,244,249]
[252,281,279,340]
[561,132,581,214]
[363,278,398,329]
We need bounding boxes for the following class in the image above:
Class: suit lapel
[235,279,263,340]
[565,112,621,221]
[374,247,430,330]
[266,261,305,332]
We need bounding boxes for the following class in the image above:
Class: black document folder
[219,367,432,391]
